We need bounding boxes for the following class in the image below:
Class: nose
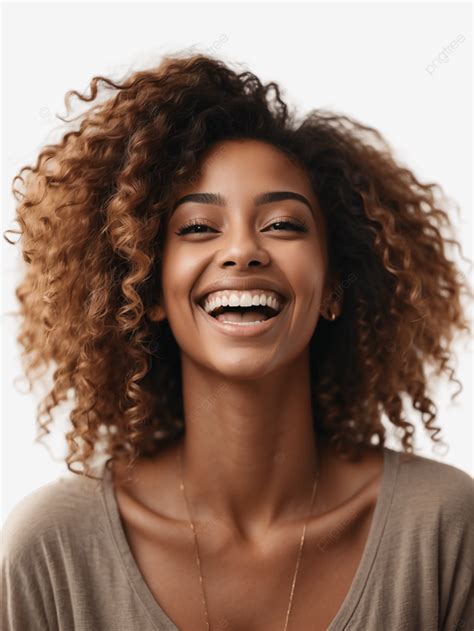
[215,223,271,269]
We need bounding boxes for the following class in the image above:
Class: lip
[196,301,288,337]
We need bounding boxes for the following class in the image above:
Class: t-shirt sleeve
[438,466,474,630]
[2,471,146,631]
[2,543,58,631]
[443,559,473,630]
[1,487,61,631]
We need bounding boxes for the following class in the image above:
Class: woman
[2,53,473,631]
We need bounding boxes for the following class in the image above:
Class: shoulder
[345,449,473,629]
[392,447,473,515]
[388,448,473,567]
[1,469,110,631]
[2,468,105,561]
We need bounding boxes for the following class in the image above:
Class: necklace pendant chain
[177,443,320,631]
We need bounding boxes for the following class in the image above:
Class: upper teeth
[201,290,283,315]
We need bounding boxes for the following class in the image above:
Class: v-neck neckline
[101,445,400,631]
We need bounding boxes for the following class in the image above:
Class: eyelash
[175,217,308,236]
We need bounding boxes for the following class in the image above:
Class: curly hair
[4,52,472,479]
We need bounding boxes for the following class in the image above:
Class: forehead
[177,139,315,201]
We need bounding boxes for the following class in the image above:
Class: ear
[321,269,343,319]
[147,304,166,322]
[147,286,167,322]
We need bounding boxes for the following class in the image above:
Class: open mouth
[196,301,287,336]
[197,298,285,325]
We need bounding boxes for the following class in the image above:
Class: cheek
[161,257,192,308]
[160,245,205,330]
[282,241,326,305]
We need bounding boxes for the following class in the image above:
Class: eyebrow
[172,190,314,213]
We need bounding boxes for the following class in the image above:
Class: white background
[1,1,472,525]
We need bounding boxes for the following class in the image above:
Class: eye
[263,217,308,232]
[175,216,308,236]
[175,218,217,235]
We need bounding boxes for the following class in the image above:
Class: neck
[175,350,325,542]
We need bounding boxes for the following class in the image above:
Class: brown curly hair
[4,52,472,479]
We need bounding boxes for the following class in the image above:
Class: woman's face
[160,139,330,379]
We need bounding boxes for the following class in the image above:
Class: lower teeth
[220,320,264,326]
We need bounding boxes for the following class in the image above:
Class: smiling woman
[2,53,473,631]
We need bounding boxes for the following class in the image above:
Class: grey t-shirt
[2,446,473,630]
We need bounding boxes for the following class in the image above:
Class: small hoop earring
[328,309,336,321]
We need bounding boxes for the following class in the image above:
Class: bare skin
[112,139,385,630]
[113,437,384,631]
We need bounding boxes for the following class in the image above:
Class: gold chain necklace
[177,442,320,631]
